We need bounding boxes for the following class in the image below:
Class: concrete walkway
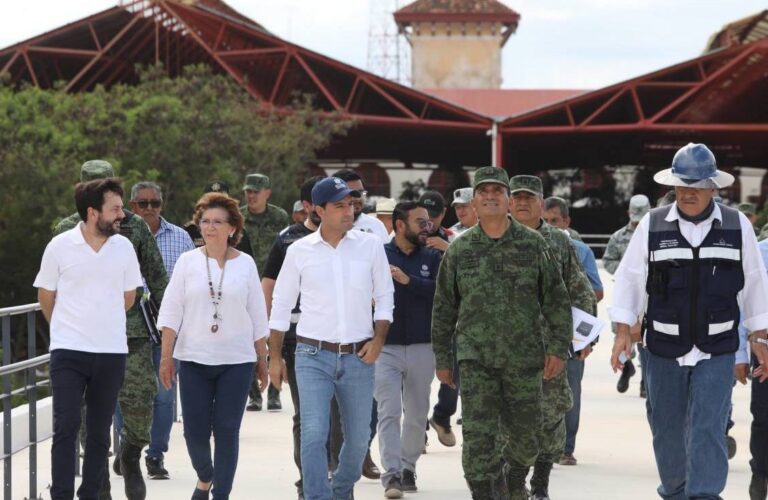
[6,267,758,499]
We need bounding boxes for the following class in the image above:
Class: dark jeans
[50,349,126,500]
[432,340,460,427]
[564,358,584,454]
[329,396,378,470]
[751,354,768,478]
[179,361,253,500]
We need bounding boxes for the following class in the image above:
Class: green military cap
[509,175,543,196]
[473,166,509,190]
[738,202,756,215]
[80,160,115,181]
[243,173,270,191]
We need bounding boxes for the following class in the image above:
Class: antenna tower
[367,0,410,85]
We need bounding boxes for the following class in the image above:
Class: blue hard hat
[653,143,734,188]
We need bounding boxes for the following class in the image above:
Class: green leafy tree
[0,65,351,308]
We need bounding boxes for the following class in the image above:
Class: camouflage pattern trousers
[537,370,573,463]
[459,359,543,483]
[118,338,157,447]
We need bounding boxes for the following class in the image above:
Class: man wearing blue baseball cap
[610,143,768,499]
[268,177,395,500]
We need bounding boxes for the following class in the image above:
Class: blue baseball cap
[311,177,361,205]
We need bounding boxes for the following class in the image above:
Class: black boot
[120,442,147,500]
[530,460,553,499]
[468,480,493,500]
[617,359,636,393]
[504,462,530,500]
[751,473,768,500]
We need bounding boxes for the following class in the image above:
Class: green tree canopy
[0,64,351,307]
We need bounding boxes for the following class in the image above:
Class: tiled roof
[396,0,517,15]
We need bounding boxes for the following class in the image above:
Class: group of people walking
[34,141,768,500]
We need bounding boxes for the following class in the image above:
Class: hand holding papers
[572,307,605,352]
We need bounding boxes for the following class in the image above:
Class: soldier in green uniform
[509,175,596,500]
[431,167,573,500]
[54,160,168,500]
[240,173,289,411]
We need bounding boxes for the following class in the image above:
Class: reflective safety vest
[644,203,744,358]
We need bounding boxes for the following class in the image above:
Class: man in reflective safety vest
[610,143,768,500]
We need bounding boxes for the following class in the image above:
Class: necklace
[205,247,228,333]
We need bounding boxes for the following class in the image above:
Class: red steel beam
[269,53,292,103]
[64,14,143,92]
[22,50,39,87]
[88,22,102,50]
[80,19,155,91]
[218,47,286,58]
[344,76,360,111]
[361,76,417,119]
[0,51,20,77]
[294,53,342,111]
[213,22,227,51]
[581,89,626,126]
[630,85,645,121]
[27,47,99,58]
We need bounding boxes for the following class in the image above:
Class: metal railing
[0,303,47,500]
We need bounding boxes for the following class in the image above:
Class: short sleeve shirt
[34,223,143,354]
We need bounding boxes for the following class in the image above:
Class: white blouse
[157,248,268,365]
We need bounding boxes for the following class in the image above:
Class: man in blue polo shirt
[376,201,441,498]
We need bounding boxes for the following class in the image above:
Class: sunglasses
[135,200,162,209]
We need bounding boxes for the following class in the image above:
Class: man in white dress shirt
[334,168,390,244]
[610,143,768,500]
[268,176,395,500]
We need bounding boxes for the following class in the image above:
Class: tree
[0,64,352,307]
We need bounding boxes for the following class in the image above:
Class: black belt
[296,335,368,355]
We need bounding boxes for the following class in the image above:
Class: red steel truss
[0,0,492,165]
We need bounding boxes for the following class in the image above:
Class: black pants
[50,349,126,500]
[751,354,768,478]
[432,340,460,427]
[282,335,302,482]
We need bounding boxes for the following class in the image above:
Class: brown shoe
[559,453,577,466]
[429,417,457,447]
[362,450,381,480]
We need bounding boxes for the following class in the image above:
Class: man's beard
[96,215,121,237]
[404,228,426,247]
[309,209,322,227]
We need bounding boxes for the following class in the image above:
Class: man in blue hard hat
[609,143,768,499]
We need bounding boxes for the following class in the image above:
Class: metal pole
[27,312,38,499]
[490,122,499,167]
[3,315,12,500]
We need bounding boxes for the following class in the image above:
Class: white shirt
[157,249,269,365]
[609,203,768,366]
[269,228,395,343]
[353,213,390,243]
[34,223,143,354]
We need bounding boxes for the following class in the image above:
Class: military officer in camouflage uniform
[240,173,289,411]
[509,174,596,499]
[431,166,573,500]
[54,160,168,500]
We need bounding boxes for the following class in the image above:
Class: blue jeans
[295,342,374,500]
[564,358,584,454]
[146,343,178,459]
[178,361,253,500]
[644,350,734,500]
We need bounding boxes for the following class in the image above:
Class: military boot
[468,480,493,500]
[504,462,531,500]
[530,460,553,499]
[119,442,146,500]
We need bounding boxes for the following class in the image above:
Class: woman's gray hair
[130,181,163,200]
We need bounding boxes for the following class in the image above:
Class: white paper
[571,307,605,352]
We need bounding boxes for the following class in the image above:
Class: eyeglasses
[199,219,230,228]
[415,219,434,230]
[135,200,162,209]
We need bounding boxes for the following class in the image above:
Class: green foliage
[0,64,352,307]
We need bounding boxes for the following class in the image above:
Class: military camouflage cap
[738,202,756,215]
[509,175,543,196]
[80,160,114,181]
[204,180,229,193]
[292,200,305,212]
[473,166,509,190]
[452,187,473,206]
[243,173,270,191]
[628,194,650,222]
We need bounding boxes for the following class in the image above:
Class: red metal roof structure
[498,37,768,170]
[424,88,586,119]
[395,0,520,45]
[706,10,768,52]
[0,0,493,166]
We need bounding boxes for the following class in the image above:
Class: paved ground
[7,267,759,499]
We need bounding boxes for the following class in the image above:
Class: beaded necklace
[205,247,227,333]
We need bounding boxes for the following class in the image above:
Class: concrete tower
[394,0,520,90]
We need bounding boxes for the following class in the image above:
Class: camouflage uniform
[431,167,573,499]
[759,223,768,242]
[603,223,636,275]
[240,202,289,274]
[535,220,595,463]
[566,227,583,241]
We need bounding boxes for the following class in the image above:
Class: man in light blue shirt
[129,181,194,480]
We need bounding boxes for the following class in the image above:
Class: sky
[1,0,766,90]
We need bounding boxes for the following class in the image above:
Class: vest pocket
[707,308,736,336]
